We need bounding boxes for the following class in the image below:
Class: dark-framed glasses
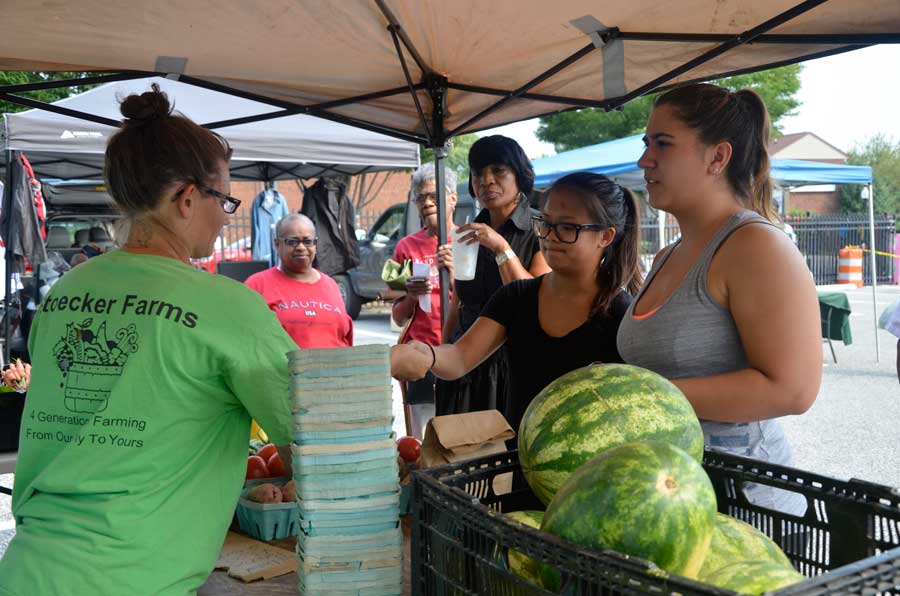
[278,236,317,248]
[414,192,438,204]
[531,216,606,244]
[200,186,241,214]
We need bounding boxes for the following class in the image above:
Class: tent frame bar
[615,31,900,45]
[608,0,830,109]
[448,43,597,137]
[374,0,430,76]
[388,24,433,144]
[0,92,122,127]
[0,72,153,94]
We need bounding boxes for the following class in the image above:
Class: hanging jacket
[250,188,289,265]
[1,154,48,273]
[300,178,360,276]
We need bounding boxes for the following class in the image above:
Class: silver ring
[474,230,480,237]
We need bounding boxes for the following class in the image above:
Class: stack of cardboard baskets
[289,345,401,596]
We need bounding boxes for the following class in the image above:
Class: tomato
[246,455,269,480]
[397,436,421,463]
[256,443,278,462]
[267,452,288,477]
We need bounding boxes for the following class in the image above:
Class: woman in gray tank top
[617,83,822,516]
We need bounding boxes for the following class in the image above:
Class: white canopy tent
[1,0,899,355]
[1,77,420,181]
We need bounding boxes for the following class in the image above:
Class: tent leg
[434,146,450,327]
[657,209,665,253]
[3,150,17,365]
[867,183,879,363]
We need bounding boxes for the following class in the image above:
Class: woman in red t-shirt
[391,164,457,438]
[245,214,353,349]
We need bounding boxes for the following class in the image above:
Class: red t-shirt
[244,267,353,349]
[393,229,450,346]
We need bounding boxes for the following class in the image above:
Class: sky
[480,44,900,158]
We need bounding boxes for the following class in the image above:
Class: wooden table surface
[199,517,412,596]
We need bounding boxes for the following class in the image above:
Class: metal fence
[787,214,896,285]
[214,210,897,286]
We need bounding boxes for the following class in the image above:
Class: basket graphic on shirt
[53,318,139,413]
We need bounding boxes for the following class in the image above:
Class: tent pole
[2,150,17,365]
[657,208,665,253]
[867,183,880,363]
[434,145,450,326]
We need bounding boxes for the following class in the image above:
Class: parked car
[42,179,120,264]
[195,235,253,273]
[339,189,477,319]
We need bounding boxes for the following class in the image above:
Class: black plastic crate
[410,449,900,595]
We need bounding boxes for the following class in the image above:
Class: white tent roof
[1,1,898,144]
[2,77,420,180]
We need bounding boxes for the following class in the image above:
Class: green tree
[420,133,479,184]
[537,65,802,152]
[0,71,98,114]
[840,134,900,216]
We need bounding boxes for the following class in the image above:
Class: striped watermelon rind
[699,514,793,581]
[502,510,545,587]
[702,559,806,593]
[541,441,717,582]
[519,363,704,505]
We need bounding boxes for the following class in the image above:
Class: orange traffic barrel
[838,247,863,287]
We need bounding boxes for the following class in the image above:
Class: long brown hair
[654,83,777,222]
[104,83,233,216]
[548,172,643,316]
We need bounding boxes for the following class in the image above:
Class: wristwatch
[495,248,517,267]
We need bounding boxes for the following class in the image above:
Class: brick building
[229,169,414,231]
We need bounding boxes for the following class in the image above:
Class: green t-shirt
[0,251,296,596]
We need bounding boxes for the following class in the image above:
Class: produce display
[518,363,704,505]
[540,442,716,586]
[246,455,269,480]
[701,560,806,593]
[502,510,545,587]
[698,514,793,581]
[502,363,803,595]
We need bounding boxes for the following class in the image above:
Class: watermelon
[502,510,545,587]
[540,441,716,589]
[702,559,806,593]
[699,514,792,581]
[519,363,704,505]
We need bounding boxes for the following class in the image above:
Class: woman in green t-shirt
[0,85,297,596]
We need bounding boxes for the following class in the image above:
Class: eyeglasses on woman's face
[414,192,438,205]
[199,186,241,214]
[277,236,317,248]
[531,216,606,244]
[173,184,241,214]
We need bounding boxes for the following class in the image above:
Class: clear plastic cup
[451,228,479,281]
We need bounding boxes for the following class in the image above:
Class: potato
[280,480,296,502]
[247,483,282,503]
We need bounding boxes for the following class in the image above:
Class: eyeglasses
[414,192,438,204]
[471,164,513,184]
[173,184,241,214]
[200,186,241,214]
[531,216,606,244]
[277,236,317,248]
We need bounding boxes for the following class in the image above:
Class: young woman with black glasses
[391,172,642,436]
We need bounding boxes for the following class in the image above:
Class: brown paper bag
[419,410,515,468]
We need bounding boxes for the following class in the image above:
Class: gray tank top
[617,211,805,515]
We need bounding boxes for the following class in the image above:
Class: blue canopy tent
[532,133,873,188]
[532,134,880,358]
